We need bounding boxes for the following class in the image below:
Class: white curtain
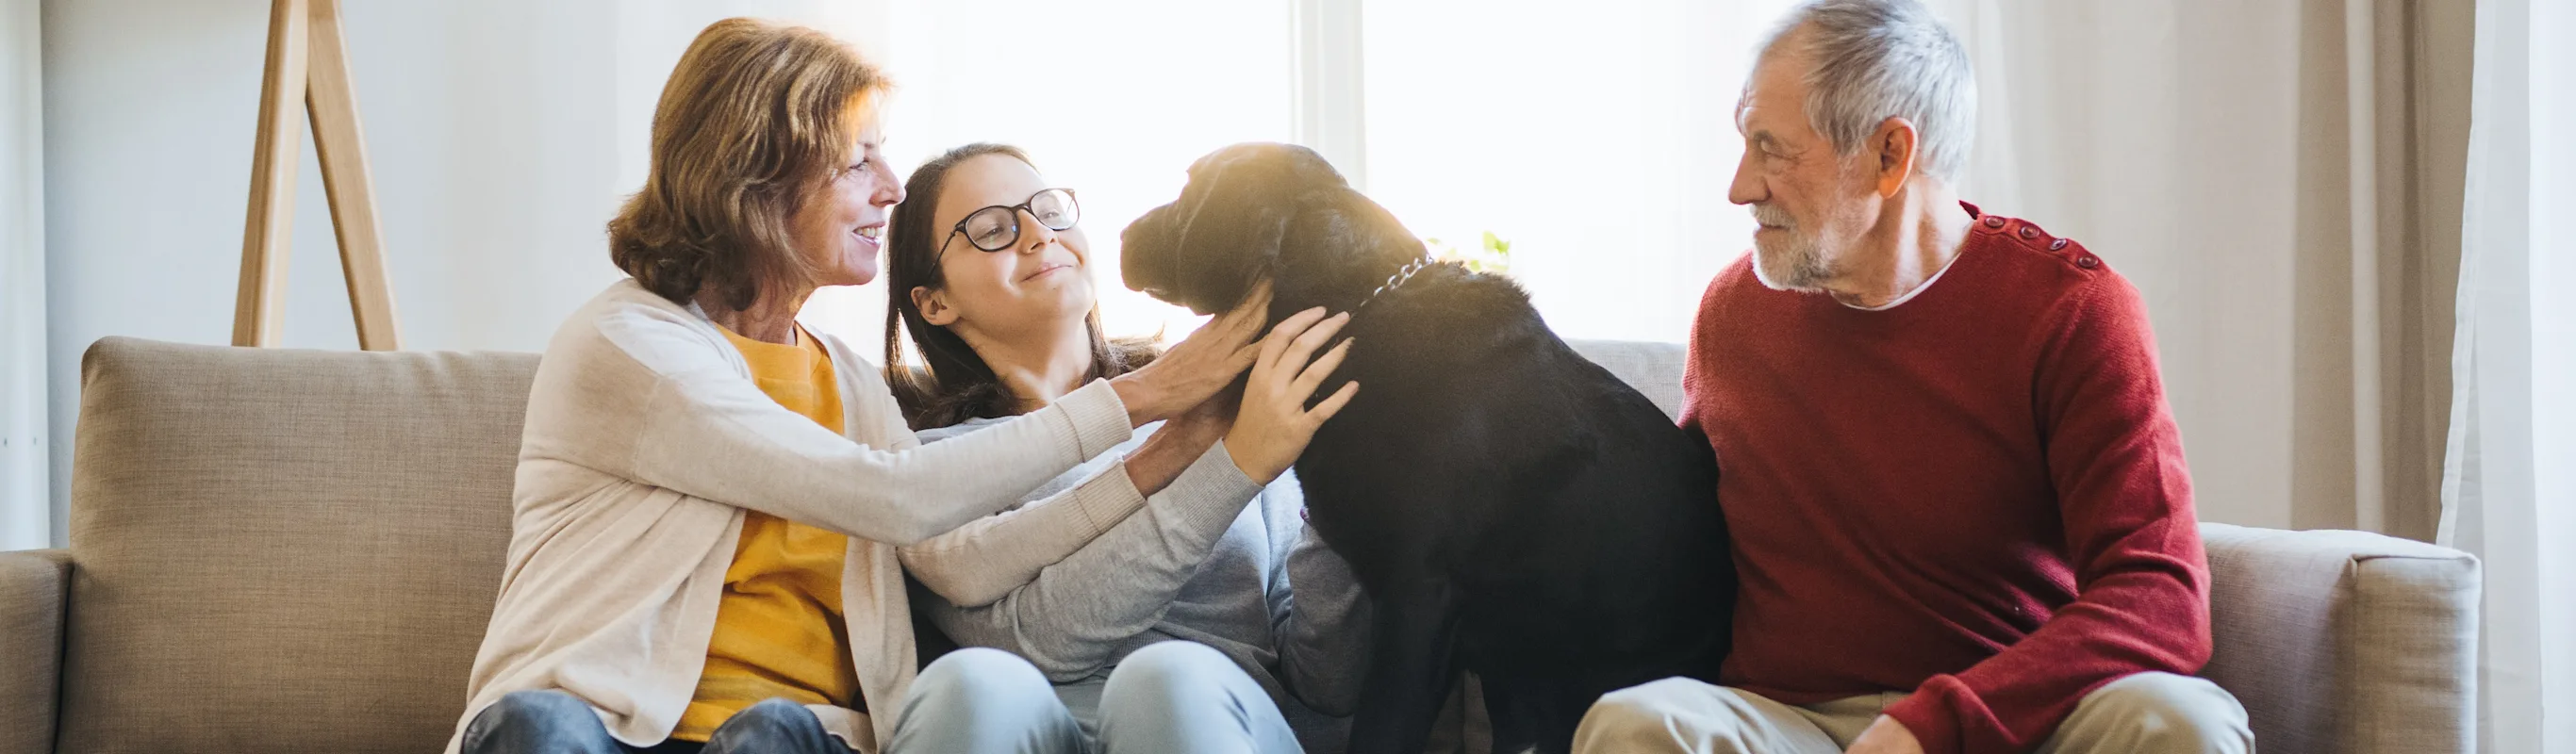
[2,0,47,551]
[2438,0,2575,751]
[1926,0,2470,537]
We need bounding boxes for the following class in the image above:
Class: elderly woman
[880,143,1369,754]
[443,19,1347,754]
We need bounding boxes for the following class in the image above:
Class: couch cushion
[0,549,71,754]
[1566,339,1688,420]
[60,337,536,754]
[2199,522,2479,754]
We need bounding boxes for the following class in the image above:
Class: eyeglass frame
[937,188,1082,257]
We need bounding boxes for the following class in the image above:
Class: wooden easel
[232,0,400,351]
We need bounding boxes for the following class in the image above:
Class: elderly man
[1572,2,2255,754]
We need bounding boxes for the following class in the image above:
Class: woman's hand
[1168,382,1244,441]
[1225,307,1361,483]
[1110,283,1273,427]
[1117,386,1241,497]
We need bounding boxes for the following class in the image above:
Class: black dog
[1121,142,1734,754]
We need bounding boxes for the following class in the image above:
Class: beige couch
[2,337,2482,754]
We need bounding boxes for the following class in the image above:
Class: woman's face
[790,123,904,287]
[913,154,1095,339]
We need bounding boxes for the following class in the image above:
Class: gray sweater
[913,418,1372,751]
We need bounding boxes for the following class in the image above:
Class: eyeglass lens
[961,188,1080,252]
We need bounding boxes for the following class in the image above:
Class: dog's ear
[1122,143,1349,314]
[1267,178,1433,312]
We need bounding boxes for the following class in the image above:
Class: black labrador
[1120,142,1734,754]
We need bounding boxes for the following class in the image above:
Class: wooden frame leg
[233,0,401,351]
[305,0,399,351]
[233,0,306,348]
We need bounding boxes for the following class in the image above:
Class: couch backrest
[62,337,537,754]
[1567,339,1688,419]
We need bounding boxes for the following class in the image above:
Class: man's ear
[912,286,959,327]
[1873,116,1920,197]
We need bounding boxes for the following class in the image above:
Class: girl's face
[911,154,1095,339]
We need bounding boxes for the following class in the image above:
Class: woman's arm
[892,305,1359,605]
[526,300,1134,546]
[897,415,1229,607]
[892,304,1362,678]
[902,439,1269,680]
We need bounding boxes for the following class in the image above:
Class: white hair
[1758,0,1977,180]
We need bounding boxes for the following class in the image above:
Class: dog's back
[1292,266,1732,752]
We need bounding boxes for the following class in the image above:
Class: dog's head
[1121,142,1427,318]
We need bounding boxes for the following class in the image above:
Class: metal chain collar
[1353,255,1436,313]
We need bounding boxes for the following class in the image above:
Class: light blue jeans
[888,642,1305,754]
[461,690,839,754]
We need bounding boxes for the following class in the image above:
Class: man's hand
[1845,715,1924,754]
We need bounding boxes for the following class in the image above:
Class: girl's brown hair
[882,143,1157,429]
[608,18,889,311]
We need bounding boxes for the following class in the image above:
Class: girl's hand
[1111,282,1273,426]
[1224,307,1360,483]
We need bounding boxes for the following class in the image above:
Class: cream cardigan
[446,279,1148,753]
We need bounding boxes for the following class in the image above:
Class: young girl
[882,143,1370,754]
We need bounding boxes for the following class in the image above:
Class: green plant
[1425,231,1512,275]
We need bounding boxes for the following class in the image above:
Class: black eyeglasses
[941,188,1081,254]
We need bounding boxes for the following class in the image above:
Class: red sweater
[1683,205,2212,754]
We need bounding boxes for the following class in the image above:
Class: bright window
[1362,0,1793,343]
[803,0,1294,351]
[804,0,1795,351]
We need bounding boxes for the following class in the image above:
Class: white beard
[1751,226,1835,293]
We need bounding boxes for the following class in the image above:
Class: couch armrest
[2199,522,2479,754]
[1,549,70,754]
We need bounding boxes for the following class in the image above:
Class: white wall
[38,0,887,547]
[4,0,48,550]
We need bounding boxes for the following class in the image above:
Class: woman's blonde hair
[609,18,889,311]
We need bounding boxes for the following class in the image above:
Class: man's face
[1728,37,1881,293]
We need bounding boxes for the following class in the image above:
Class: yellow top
[672,325,860,742]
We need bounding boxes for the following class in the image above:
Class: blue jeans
[461,690,846,754]
[890,643,1304,754]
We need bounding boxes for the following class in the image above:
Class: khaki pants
[1571,672,2253,754]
